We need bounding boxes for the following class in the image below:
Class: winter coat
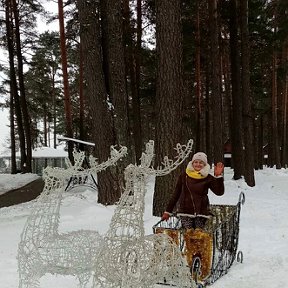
[165,172,224,217]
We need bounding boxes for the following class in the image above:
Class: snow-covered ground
[0,167,287,288]
[0,173,39,196]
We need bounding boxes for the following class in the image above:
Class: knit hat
[191,152,208,165]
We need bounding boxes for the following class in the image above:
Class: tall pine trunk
[153,0,184,216]
[78,42,85,151]
[280,36,288,166]
[12,0,32,172]
[100,0,132,166]
[229,0,244,179]
[52,68,57,149]
[58,0,73,161]
[77,0,122,204]
[9,92,17,173]
[5,0,26,173]
[123,0,143,163]
[270,5,281,168]
[208,0,223,164]
[272,51,281,168]
[240,0,255,186]
[134,0,143,160]
[195,1,204,152]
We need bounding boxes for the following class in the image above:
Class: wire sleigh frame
[153,192,245,287]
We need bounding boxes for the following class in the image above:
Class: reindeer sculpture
[18,146,127,288]
[93,140,196,288]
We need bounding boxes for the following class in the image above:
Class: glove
[214,162,224,177]
[161,212,170,221]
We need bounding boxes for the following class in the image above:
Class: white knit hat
[191,152,207,165]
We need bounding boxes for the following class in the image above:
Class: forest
[0,0,287,215]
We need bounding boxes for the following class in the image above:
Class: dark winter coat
[165,172,224,216]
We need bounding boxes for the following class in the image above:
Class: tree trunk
[229,0,244,179]
[153,0,184,216]
[221,32,232,159]
[283,74,288,167]
[281,37,288,166]
[205,62,212,160]
[270,4,281,168]
[240,0,255,186]
[43,105,48,146]
[100,0,132,167]
[283,77,288,166]
[78,42,85,151]
[208,0,223,164]
[195,1,204,152]
[9,91,17,173]
[58,0,73,161]
[134,0,143,161]
[259,114,265,168]
[12,0,32,173]
[52,68,57,149]
[123,0,143,164]
[5,0,26,172]
[123,0,135,158]
[77,0,122,204]
[272,51,281,168]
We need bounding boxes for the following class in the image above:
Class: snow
[0,146,68,158]
[0,108,10,154]
[32,146,68,158]
[0,173,39,196]
[0,167,288,288]
[58,136,95,146]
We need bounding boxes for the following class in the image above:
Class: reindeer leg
[18,269,40,288]
[78,272,91,288]
[18,252,42,288]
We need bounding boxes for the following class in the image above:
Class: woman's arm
[209,175,224,195]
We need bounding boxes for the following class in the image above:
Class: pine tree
[153,0,184,216]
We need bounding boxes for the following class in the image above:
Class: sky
[0,165,288,288]
[0,108,9,154]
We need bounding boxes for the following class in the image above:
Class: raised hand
[161,212,170,221]
[214,162,224,177]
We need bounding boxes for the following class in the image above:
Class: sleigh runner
[153,192,245,287]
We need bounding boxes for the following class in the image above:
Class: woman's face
[192,160,205,171]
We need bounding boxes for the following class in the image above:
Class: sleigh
[153,192,245,287]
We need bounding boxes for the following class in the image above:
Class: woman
[161,152,224,229]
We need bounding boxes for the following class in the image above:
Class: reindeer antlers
[139,139,193,176]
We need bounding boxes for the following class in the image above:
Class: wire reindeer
[92,140,196,288]
[17,146,127,288]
